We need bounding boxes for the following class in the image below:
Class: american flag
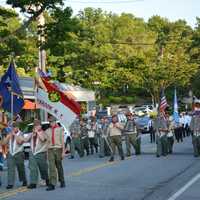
[159,89,168,114]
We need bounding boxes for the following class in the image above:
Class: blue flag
[173,88,179,123]
[0,62,24,114]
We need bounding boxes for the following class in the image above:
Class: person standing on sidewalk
[45,116,65,191]
[107,115,124,162]
[24,119,49,189]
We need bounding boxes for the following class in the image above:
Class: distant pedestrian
[107,115,124,162]
[45,116,65,191]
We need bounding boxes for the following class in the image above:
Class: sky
[0,0,200,28]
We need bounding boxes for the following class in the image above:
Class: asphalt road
[0,135,200,200]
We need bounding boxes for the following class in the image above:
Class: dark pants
[174,127,183,143]
[81,137,90,156]
[149,127,155,143]
[185,124,190,137]
[89,138,98,154]
[48,148,65,186]
[167,137,174,154]
[7,152,27,186]
[70,137,83,157]
[192,135,200,157]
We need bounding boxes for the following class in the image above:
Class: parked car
[133,105,153,116]
[22,121,71,158]
[135,116,150,134]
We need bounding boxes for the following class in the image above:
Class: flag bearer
[154,113,168,157]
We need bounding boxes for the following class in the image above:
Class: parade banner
[36,88,77,129]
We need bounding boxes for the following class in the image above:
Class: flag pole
[10,52,15,126]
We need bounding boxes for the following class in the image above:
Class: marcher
[87,117,98,154]
[184,112,192,137]
[154,113,168,157]
[2,122,27,189]
[24,119,49,189]
[124,113,140,156]
[80,118,90,156]
[69,118,83,159]
[190,101,200,157]
[107,115,124,162]
[98,116,111,158]
[179,113,185,138]
[45,116,65,191]
[0,133,3,187]
[167,117,174,154]
[148,116,155,143]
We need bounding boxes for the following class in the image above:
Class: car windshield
[135,116,150,125]
[134,107,146,112]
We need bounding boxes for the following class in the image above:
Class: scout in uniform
[87,117,98,155]
[98,116,111,158]
[69,118,83,159]
[190,100,200,157]
[24,119,49,189]
[107,115,124,162]
[124,113,140,156]
[80,118,90,156]
[45,116,65,191]
[167,116,174,154]
[154,113,168,157]
[2,122,27,189]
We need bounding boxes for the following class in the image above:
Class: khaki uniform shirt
[190,115,200,136]
[31,130,48,155]
[46,126,64,149]
[107,122,123,137]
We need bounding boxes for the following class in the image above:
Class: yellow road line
[0,157,132,199]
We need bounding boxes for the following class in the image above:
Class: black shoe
[99,155,104,158]
[46,184,55,191]
[156,155,160,157]
[60,182,66,188]
[121,156,125,160]
[68,156,74,159]
[6,185,13,189]
[22,181,27,187]
[27,184,36,189]
[46,179,49,186]
[109,157,114,162]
